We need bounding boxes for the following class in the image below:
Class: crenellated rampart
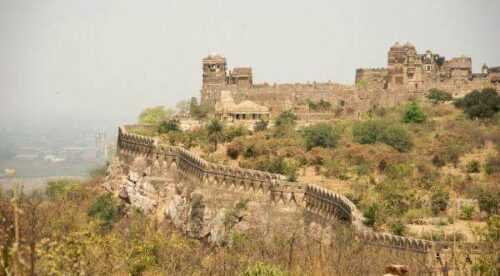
[117,125,454,254]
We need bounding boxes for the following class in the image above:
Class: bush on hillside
[224,125,249,142]
[227,140,244,160]
[189,97,210,119]
[88,193,122,230]
[389,221,407,236]
[352,120,412,152]
[159,119,180,133]
[307,99,332,111]
[242,262,286,276]
[466,160,481,173]
[254,119,269,132]
[379,125,413,152]
[402,102,427,124]
[302,123,340,150]
[454,88,500,119]
[431,189,449,215]
[363,203,379,227]
[138,106,173,125]
[352,120,385,144]
[473,187,500,215]
[274,110,297,128]
[46,179,82,200]
[427,88,452,103]
[485,154,500,175]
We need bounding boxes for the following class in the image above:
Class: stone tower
[201,54,227,107]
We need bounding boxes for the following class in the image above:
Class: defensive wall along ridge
[116,124,476,255]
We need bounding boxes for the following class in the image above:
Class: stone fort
[200,42,499,120]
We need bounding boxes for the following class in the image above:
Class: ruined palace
[200,42,499,120]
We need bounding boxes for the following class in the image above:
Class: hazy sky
[0,0,499,131]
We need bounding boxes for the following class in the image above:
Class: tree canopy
[454,88,500,119]
[138,106,173,125]
[302,123,340,150]
[402,102,426,124]
[426,88,452,103]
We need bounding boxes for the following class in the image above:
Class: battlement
[117,124,467,254]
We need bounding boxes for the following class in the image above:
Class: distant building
[199,44,498,120]
[215,91,270,121]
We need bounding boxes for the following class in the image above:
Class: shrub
[379,125,413,152]
[189,97,210,119]
[227,141,244,160]
[274,110,297,128]
[323,158,349,180]
[427,88,452,103]
[352,120,412,152]
[460,204,475,220]
[243,144,257,158]
[485,154,500,175]
[352,120,385,144]
[474,187,500,215]
[224,125,248,142]
[46,179,81,200]
[254,119,269,132]
[159,119,180,133]
[274,111,298,137]
[431,189,449,215]
[363,204,379,227]
[88,193,121,230]
[389,221,406,236]
[302,123,340,150]
[454,88,500,119]
[138,106,173,125]
[377,180,411,216]
[307,99,332,111]
[402,102,427,124]
[432,155,445,167]
[466,160,480,173]
[242,262,286,276]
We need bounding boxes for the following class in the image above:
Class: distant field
[0,158,103,178]
[0,176,88,193]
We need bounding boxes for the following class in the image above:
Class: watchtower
[201,54,228,108]
[202,54,227,88]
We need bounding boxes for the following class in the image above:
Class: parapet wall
[117,125,449,254]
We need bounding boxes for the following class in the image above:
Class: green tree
[274,110,297,128]
[431,189,449,215]
[426,88,452,103]
[274,110,298,137]
[254,119,269,132]
[88,193,121,230]
[158,119,180,133]
[352,120,412,152]
[138,106,173,125]
[224,125,248,142]
[402,102,426,124]
[302,123,340,150]
[379,125,413,152]
[454,88,500,119]
[206,119,224,150]
[363,203,379,227]
[189,97,210,119]
[352,120,385,144]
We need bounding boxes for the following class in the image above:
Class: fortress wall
[116,125,453,254]
[211,81,421,119]
[355,68,389,89]
[422,78,494,98]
